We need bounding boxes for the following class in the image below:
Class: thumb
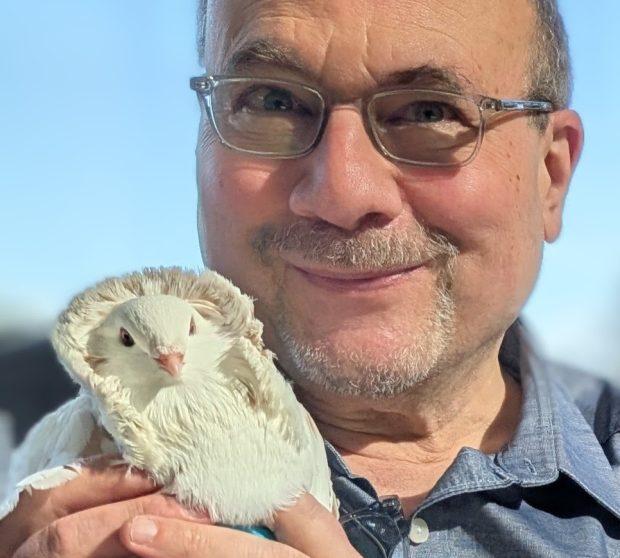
[274,494,361,558]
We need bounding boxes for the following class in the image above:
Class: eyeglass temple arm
[484,98,554,114]
[189,76,213,92]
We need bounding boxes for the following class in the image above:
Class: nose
[155,352,185,377]
[289,106,404,231]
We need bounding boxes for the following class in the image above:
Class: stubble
[252,219,459,399]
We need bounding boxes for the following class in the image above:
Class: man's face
[197,0,565,397]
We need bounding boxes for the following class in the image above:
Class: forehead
[204,0,535,97]
[117,295,191,323]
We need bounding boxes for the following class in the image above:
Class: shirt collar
[495,321,559,485]
[497,321,620,519]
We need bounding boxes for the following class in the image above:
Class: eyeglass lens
[209,79,324,156]
[368,90,481,165]
[207,78,483,165]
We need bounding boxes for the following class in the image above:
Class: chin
[272,301,456,400]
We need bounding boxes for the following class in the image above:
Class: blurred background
[0,1,619,470]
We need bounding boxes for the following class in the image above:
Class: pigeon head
[86,294,221,389]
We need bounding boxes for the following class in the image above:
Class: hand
[0,456,209,558]
[119,493,361,558]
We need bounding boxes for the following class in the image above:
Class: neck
[294,339,522,514]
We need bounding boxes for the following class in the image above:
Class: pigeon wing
[0,393,112,519]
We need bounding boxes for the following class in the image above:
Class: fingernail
[130,516,158,544]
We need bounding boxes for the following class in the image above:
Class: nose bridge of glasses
[319,97,394,163]
[324,99,373,138]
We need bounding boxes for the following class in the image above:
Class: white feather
[0,268,338,526]
[16,464,82,492]
[0,395,113,519]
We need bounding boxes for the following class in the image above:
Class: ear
[540,109,584,242]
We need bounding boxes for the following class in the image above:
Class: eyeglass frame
[190,74,555,167]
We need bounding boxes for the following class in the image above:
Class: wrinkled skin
[0,0,582,556]
[198,0,581,401]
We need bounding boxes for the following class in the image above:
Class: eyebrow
[384,66,472,94]
[223,39,473,94]
[223,39,307,75]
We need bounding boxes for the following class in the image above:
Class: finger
[13,493,211,558]
[274,494,361,558]
[1,457,159,556]
[120,516,306,558]
[54,455,160,515]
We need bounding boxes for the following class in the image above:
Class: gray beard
[253,219,459,399]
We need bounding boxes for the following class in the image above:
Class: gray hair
[196,0,571,108]
[197,1,208,70]
[528,0,572,112]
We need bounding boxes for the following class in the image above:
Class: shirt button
[409,517,429,544]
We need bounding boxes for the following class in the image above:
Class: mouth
[288,262,429,291]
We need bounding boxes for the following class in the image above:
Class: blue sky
[1,1,619,377]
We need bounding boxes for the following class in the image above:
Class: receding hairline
[196,0,571,109]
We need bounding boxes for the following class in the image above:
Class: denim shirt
[327,323,620,557]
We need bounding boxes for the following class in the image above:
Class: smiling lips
[290,262,428,291]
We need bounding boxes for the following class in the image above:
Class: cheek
[401,164,541,246]
[398,145,545,318]
[197,145,295,289]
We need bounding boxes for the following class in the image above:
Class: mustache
[252,220,459,270]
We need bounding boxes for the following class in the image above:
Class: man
[4,0,617,556]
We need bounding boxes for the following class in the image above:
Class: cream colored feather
[0,268,338,526]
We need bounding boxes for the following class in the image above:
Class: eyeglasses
[190,75,554,167]
[338,498,409,558]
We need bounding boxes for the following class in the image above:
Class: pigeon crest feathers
[52,267,264,391]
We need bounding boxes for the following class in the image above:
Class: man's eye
[410,101,455,122]
[235,86,310,116]
[385,100,460,126]
[261,88,295,111]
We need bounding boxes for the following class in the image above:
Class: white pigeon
[0,268,338,527]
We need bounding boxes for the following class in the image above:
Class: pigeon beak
[155,352,184,377]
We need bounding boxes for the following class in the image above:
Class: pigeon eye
[189,318,196,336]
[119,327,135,347]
